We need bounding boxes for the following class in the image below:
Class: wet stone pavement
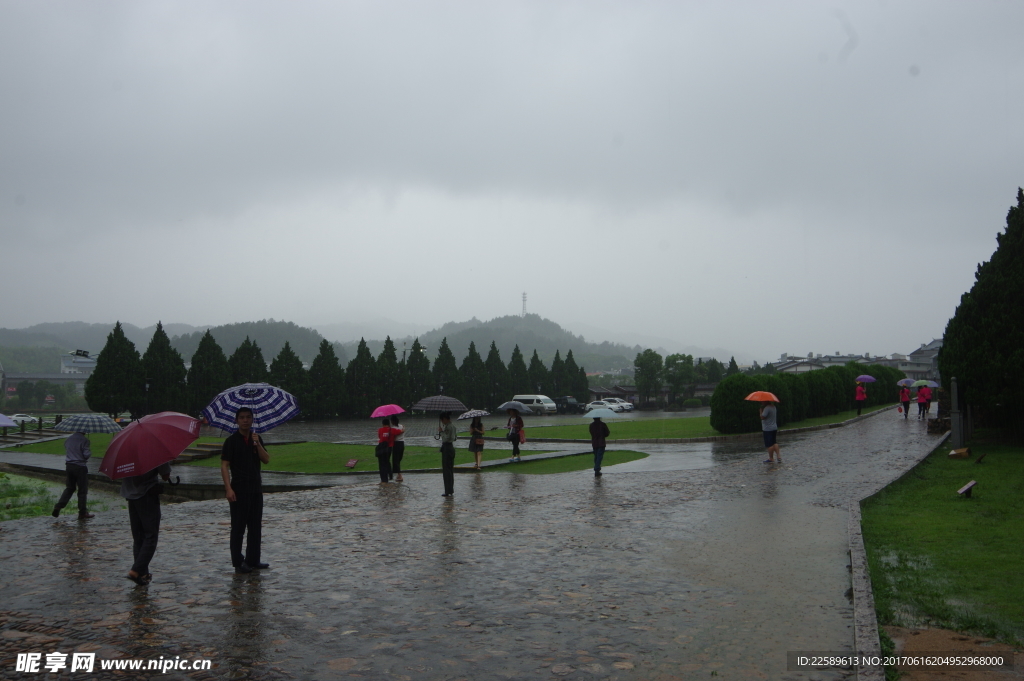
[0,410,941,680]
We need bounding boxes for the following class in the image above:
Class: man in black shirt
[220,407,270,574]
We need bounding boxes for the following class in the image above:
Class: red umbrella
[100,412,201,479]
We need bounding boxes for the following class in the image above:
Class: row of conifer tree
[84,322,590,419]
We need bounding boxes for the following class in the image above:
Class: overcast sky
[2,1,1022,362]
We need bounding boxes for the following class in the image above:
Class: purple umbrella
[0,413,16,428]
[855,375,877,383]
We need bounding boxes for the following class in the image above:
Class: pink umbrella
[370,404,405,418]
[100,412,201,479]
[0,413,17,428]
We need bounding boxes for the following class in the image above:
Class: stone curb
[848,430,951,681]
[483,404,896,444]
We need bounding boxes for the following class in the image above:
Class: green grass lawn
[861,436,1024,644]
[486,450,647,474]
[528,404,893,440]
[183,442,556,474]
[0,471,119,522]
[10,432,223,457]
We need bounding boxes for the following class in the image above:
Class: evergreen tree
[705,358,725,382]
[85,321,143,417]
[563,350,580,398]
[459,341,488,409]
[725,356,740,376]
[141,321,188,414]
[664,353,695,402]
[549,350,566,396]
[345,339,377,417]
[187,330,231,415]
[269,341,309,411]
[634,349,664,404]
[576,366,590,403]
[527,350,550,395]
[308,339,345,419]
[507,345,531,395]
[376,337,401,406]
[484,341,510,408]
[432,337,463,399]
[940,187,1024,427]
[228,337,269,384]
[394,355,412,407]
[407,338,432,403]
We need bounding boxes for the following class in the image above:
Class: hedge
[710,364,906,434]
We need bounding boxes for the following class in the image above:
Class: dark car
[553,396,584,414]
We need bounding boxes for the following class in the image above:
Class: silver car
[9,414,39,424]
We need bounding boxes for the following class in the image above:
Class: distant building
[774,342,942,380]
[60,350,97,376]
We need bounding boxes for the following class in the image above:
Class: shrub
[760,374,792,426]
[683,398,702,408]
[780,373,809,422]
[665,402,682,411]
[710,374,761,434]
[802,370,835,418]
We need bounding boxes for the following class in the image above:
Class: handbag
[474,437,485,445]
[519,430,526,444]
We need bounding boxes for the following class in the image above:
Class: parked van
[511,395,558,415]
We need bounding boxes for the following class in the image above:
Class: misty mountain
[342,314,639,371]
[169,320,348,366]
[1,321,207,354]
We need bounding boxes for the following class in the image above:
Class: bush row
[709,363,905,434]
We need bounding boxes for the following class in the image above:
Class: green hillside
[170,320,348,365]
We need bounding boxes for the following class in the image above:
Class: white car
[9,414,38,424]
[603,398,634,412]
[585,400,623,412]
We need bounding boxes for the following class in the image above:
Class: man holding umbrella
[221,407,270,573]
[122,461,172,585]
[51,431,94,519]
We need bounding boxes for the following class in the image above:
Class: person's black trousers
[441,442,456,495]
[856,400,864,416]
[902,401,910,418]
[391,441,405,477]
[128,488,161,575]
[229,492,263,568]
[55,463,89,514]
[376,451,392,482]
[507,433,520,458]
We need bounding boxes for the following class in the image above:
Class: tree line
[709,362,905,434]
[631,351,740,404]
[84,322,591,419]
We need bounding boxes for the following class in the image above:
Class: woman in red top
[375,418,393,484]
[855,383,867,416]
[899,387,911,420]
[916,386,928,419]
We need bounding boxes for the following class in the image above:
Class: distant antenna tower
[522,292,527,318]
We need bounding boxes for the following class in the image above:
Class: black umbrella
[496,401,533,414]
[410,395,468,412]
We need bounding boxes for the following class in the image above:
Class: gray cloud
[1,1,1022,360]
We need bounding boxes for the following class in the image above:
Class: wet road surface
[0,409,941,680]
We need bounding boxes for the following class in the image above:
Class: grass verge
[860,436,1024,644]
[526,404,893,440]
[485,450,647,474]
[183,442,555,474]
[0,471,116,522]
[10,433,223,457]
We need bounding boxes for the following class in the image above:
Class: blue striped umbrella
[201,383,299,434]
[53,413,123,433]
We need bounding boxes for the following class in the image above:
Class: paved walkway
[0,411,942,680]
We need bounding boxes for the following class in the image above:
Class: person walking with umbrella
[375,418,393,484]
[589,414,610,477]
[51,430,94,519]
[855,382,867,416]
[438,411,458,497]
[389,414,405,482]
[220,407,270,574]
[760,399,781,464]
[467,415,485,469]
[899,384,911,419]
[506,408,524,463]
[121,461,172,585]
